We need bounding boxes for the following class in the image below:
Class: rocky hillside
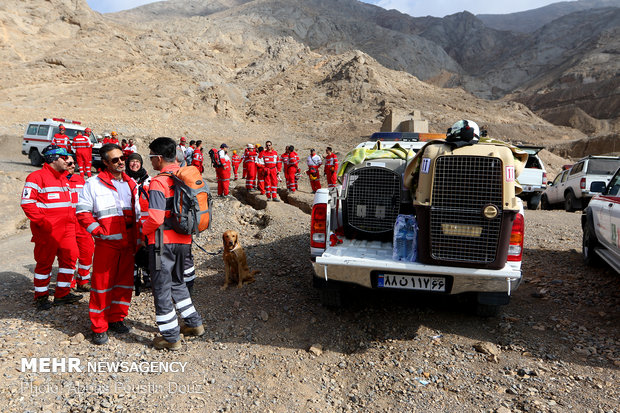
[7,0,620,157]
[477,0,620,32]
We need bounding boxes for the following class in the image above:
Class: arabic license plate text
[377,274,446,292]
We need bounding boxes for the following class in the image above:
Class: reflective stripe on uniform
[34,273,50,280]
[58,267,74,274]
[86,222,100,233]
[34,286,49,292]
[158,319,179,332]
[156,309,176,323]
[56,281,72,288]
[36,201,73,209]
[175,298,192,309]
[181,306,196,318]
[183,266,195,275]
[89,306,111,314]
[112,300,130,307]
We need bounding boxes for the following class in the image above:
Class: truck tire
[527,193,541,210]
[564,191,577,212]
[582,224,601,267]
[541,195,551,210]
[29,149,43,166]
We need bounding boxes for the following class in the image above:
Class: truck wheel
[29,149,43,166]
[527,194,541,210]
[564,192,577,212]
[541,195,551,210]
[319,286,343,308]
[582,225,601,267]
[475,303,500,317]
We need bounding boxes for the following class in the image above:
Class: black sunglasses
[109,155,127,164]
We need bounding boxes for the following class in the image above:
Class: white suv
[22,117,101,166]
[582,167,620,273]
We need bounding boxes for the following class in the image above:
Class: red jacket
[72,133,92,153]
[76,169,140,249]
[52,133,71,152]
[142,164,192,245]
[243,148,257,165]
[21,163,75,237]
[231,154,242,168]
[325,153,338,173]
[262,149,281,171]
[287,151,299,169]
[191,148,204,173]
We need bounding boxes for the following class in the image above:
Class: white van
[22,117,102,166]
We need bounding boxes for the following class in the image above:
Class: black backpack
[208,148,223,168]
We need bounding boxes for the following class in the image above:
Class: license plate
[377,274,446,292]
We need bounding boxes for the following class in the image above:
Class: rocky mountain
[477,0,620,32]
[4,0,619,158]
[110,0,619,139]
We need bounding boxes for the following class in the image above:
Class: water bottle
[392,215,407,261]
[406,216,418,262]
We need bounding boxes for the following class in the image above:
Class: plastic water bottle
[406,216,418,262]
[392,215,408,261]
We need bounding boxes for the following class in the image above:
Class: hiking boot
[53,292,83,305]
[92,331,108,345]
[75,284,91,293]
[181,324,205,337]
[152,336,181,351]
[272,198,280,202]
[36,295,52,311]
[109,321,130,334]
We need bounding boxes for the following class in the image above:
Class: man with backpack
[142,137,205,350]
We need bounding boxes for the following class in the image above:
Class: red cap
[180,137,187,142]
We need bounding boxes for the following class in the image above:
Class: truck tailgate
[314,238,522,294]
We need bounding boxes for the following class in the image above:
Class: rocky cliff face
[1,0,614,155]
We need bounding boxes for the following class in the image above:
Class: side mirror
[547,182,553,187]
[590,181,606,193]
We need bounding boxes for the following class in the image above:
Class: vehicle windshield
[608,169,620,196]
[587,159,620,175]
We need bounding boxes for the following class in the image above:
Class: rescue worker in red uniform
[285,145,300,192]
[21,145,82,310]
[280,147,290,189]
[143,137,204,350]
[65,158,94,292]
[77,144,140,345]
[191,140,204,173]
[108,131,120,146]
[324,146,339,188]
[256,146,266,195]
[262,141,282,201]
[231,150,242,180]
[72,128,93,178]
[216,144,232,196]
[52,124,71,152]
[307,149,322,193]
[243,144,258,191]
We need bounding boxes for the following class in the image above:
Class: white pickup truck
[516,145,547,210]
[310,133,525,316]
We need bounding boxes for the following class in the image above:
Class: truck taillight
[542,172,547,185]
[580,177,586,190]
[507,213,524,262]
[311,203,327,249]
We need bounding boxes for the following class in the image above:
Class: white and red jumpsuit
[307,154,322,192]
[77,170,140,334]
[286,151,300,192]
[243,148,258,190]
[325,152,339,188]
[231,153,242,180]
[256,152,266,195]
[52,133,71,152]
[67,173,94,288]
[72,133,93,178]
[192,148,204,173]
[216,150,232,196]
[262,149,282,200]
[21,164,78,300]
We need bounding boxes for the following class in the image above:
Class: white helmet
[446,120,480,144]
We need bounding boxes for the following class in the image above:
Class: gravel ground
[0,158,619,413]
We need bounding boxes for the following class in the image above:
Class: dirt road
[0,139,618,412]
